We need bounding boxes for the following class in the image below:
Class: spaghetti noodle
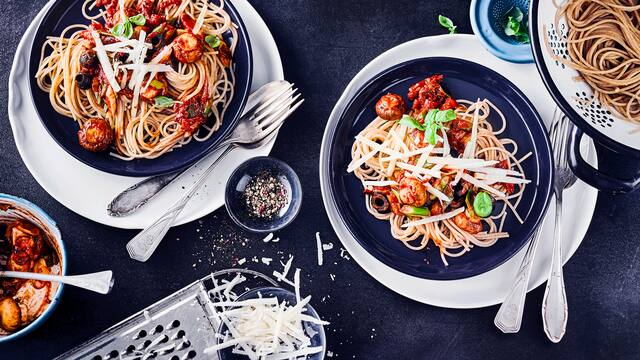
[549,0,640,124]
[348,75,530,265]
[35,0,237,159]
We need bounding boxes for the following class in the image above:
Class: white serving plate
[319,34,598,309]
[8,0,284,229]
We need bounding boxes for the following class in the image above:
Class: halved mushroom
[0,298,21,332]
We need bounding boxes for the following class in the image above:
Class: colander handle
[568,127,640,193]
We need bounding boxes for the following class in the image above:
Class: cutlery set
[496,109,576,342]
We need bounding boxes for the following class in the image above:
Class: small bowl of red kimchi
[0,194,66,342]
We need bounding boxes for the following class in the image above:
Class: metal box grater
[55,269,277,360]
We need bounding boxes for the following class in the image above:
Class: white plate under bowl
[8,0,284,229]
[319,34,598,309]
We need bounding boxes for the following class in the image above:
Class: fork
[126,87,304,262]
[108,81,292,217]
[542,108,576,343]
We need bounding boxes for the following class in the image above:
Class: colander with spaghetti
[530,0,640,193]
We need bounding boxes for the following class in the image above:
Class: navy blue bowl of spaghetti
[225,157,302,233]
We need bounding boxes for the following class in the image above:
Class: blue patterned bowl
[470,0,534,63]
[0,194,67,343]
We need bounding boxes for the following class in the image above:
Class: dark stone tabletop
[0,0,638,359]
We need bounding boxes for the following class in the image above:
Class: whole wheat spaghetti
[549,0,640,124]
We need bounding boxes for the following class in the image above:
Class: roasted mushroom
[453,210,483,234]
[172,33,203,63]
[375,93,406,121]
[0,298,21,332]
[77,118,115,153]
[398,177,427,207]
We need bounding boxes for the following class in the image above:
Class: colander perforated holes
[546,24,568,68]
[574,92,615,128]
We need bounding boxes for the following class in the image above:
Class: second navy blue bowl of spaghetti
[327,57,553,280]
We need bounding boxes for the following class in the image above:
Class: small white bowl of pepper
[224,157,302,233]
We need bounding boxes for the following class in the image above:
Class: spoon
[0,270,114,294]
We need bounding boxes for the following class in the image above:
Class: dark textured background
[1,0,639,359]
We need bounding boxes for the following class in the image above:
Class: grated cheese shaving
[91,31,121,92]
[192,0,208,34]
[204,271,328,359]
[315,232,323,266]
[262,233,274,243]
[460,173,507,198]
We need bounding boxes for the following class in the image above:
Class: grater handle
[126,145,237,262]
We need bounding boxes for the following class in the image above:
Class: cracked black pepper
[242,171,288,219]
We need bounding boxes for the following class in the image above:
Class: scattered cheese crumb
[261,257,273,265]
[237,258,247,265]
[329,274,336,281]
[316,232,323,266]
[273,256,295,285]
[322,243,334,251]
[262,233,274,243]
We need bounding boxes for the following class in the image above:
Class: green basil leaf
[154,96,175,108]
[114,20,134,39]
[425,109,438,124]
[205,35,221,49]
[503,7,530,44]
[438,15,457,34]
[129,14,146,26]
[435,109,456,123]
[399,115,425,131]
[504,17,519,36]
[111,22,126,37]
[516,32,530,44]
[424,122,438,145]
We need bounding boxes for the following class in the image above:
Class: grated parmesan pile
[204,272,328,359]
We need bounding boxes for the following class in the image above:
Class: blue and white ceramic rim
[469,0,534,63]
[0,194,67,343]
